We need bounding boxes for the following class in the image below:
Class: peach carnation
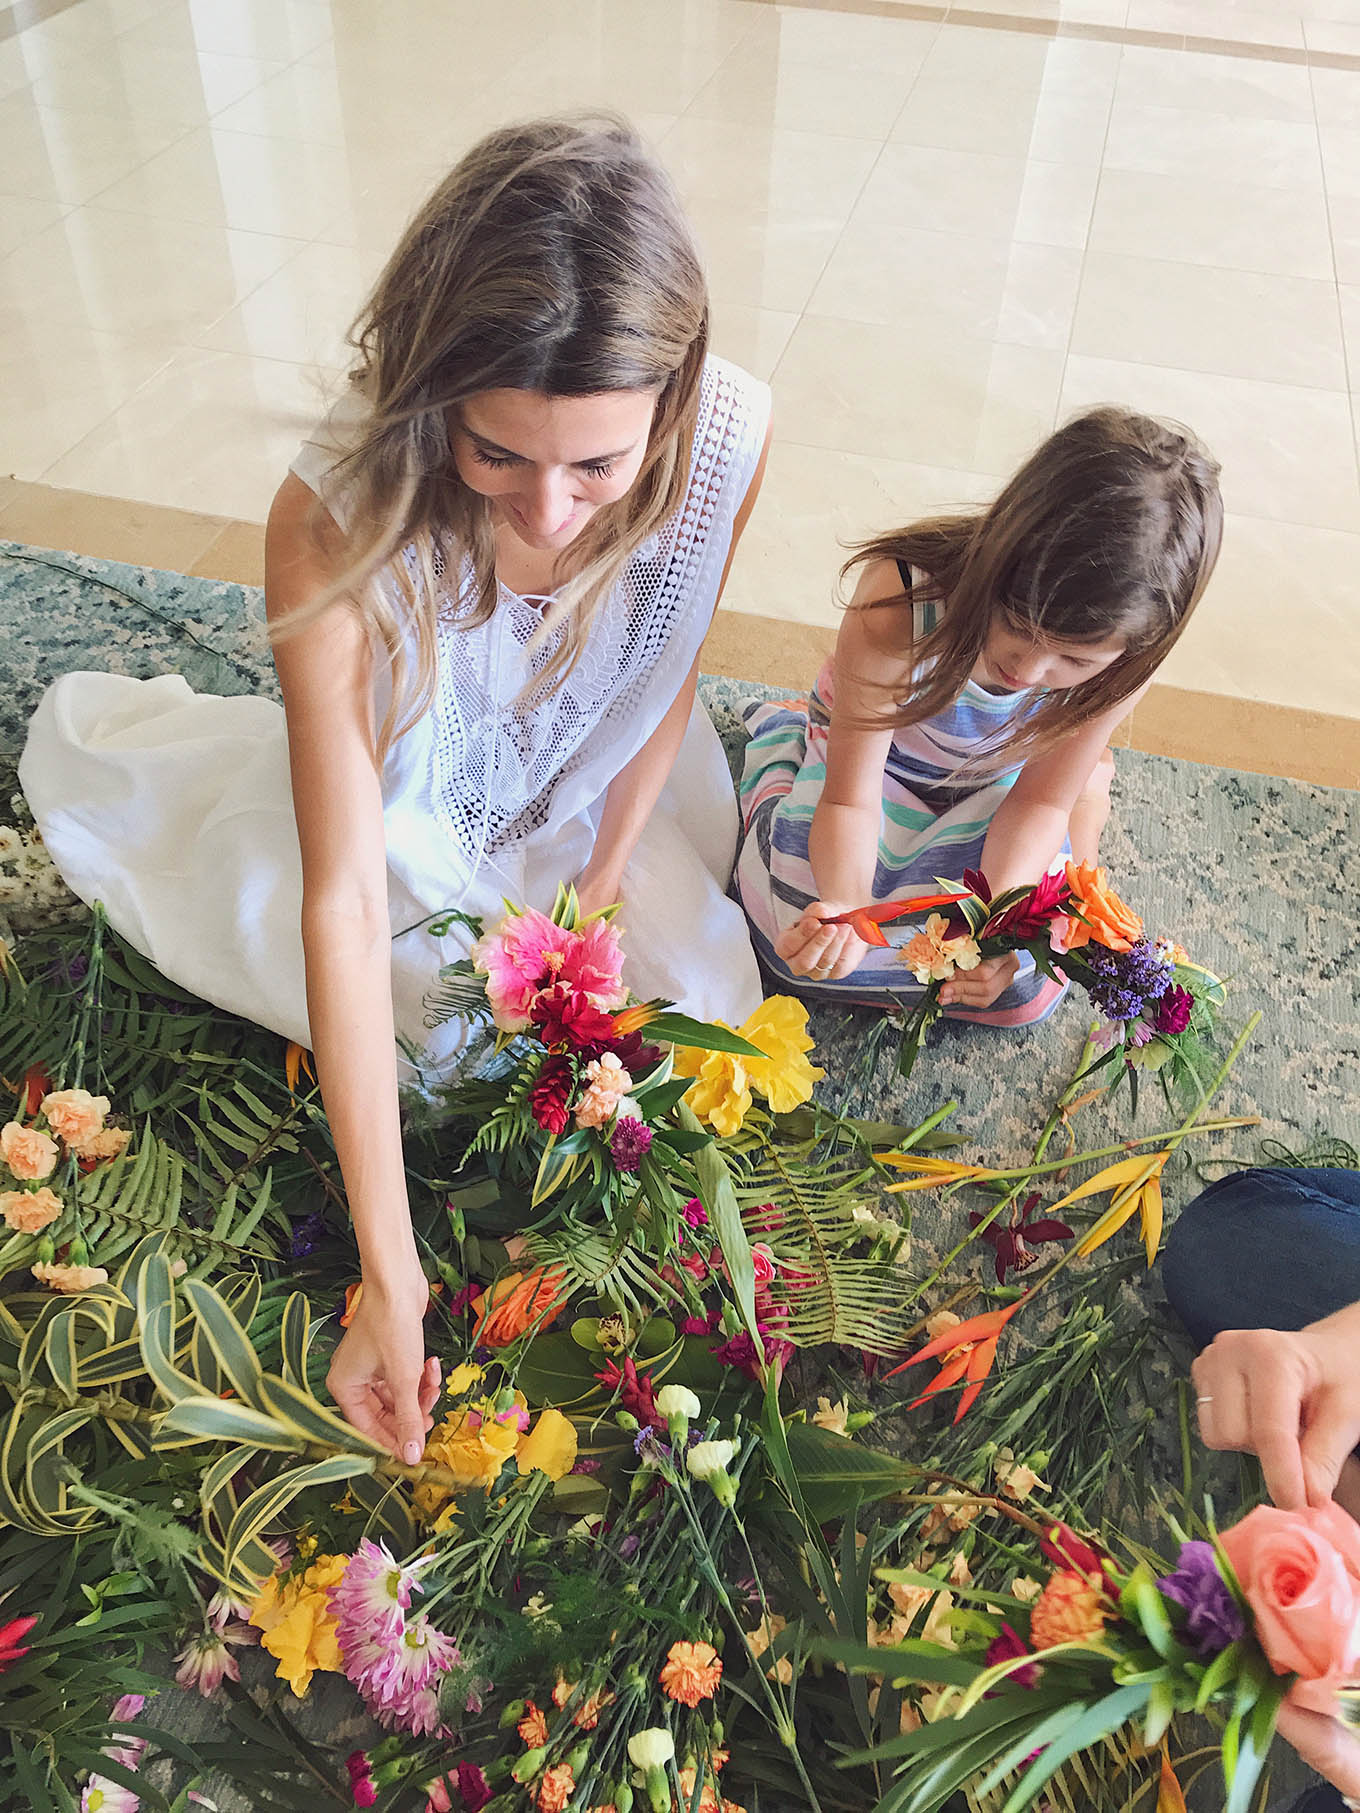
[0,1121,58,1181]
[573,1053,632,1130]
[40,1088,110,1148]
[0,1186,62,1233]
[31,1260,109,1293]
[72,1125,131,1163]
[537,1765,575,1813]
[659,1638,723,1707]
[1029,1570,1109,1649]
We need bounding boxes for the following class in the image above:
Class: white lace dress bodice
[23,358,771,1084]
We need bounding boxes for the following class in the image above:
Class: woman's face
[978,614,1128,692]
[451,387,659,552]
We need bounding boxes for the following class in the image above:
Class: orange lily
[879,1153,991,1193]
[285,1041,315,1095]
[1050,1152,1170,1266]
[884,1296,1028,1421]
[820,891,974,948]
[1157,1751,1188,1813]
[612,1002,662,1036]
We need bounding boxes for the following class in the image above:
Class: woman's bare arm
[265,474,439,1462]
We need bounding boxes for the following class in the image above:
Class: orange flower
[0,1185,62,1233]
[659,1638,723,1707]
[537,1765,575,1813]
[1055,861,1142,953]
[1029,1570,1109,1649]
[612,1002,661,1035]
[517,1701,549,1748]
[1051,1151,1170,1267]
[0,1121,58,1181]
[551,1676,575,1709]
[340,1281,363,1328]
[820,891,974,948]
[39,1088,109,1148]
[880,1153,990,1194]
[472,1265,569,1346]
[71,1125,131,1163]
[885,1297,1028,1422]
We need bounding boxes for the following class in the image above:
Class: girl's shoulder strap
[895,559,940,641]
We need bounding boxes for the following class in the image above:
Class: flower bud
[616,1410,640,1433]
[499,1699,526,1728]
[511,1748,546,1783]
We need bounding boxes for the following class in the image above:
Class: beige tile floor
[0,0,1358,754]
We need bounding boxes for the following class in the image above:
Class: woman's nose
[523,470,573,535]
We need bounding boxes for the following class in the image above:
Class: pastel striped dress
[735,570,1067,1024]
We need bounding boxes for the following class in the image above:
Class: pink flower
[574,1053,632,1130]
[0,1120,58,1180]
[750,1243,778,1287]
[1220,1502,1360,1714]
[330,1538,435,1645]
[471,907,626,1034]
[174,1625,246,1697]
[81,1696,147,1812]
[344,1613,461,1736]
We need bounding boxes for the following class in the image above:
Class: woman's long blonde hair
[845,406,1224,771]
[278,116,709,756]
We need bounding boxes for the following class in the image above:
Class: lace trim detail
[422,360,758,865]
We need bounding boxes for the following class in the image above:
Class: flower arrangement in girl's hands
[831,861,1224,1085]
[836,1504,1360,1813]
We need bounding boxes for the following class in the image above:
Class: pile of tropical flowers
[828,862,1224,1086]
[836,1502,1360,1813]
[0,1074,129,1289]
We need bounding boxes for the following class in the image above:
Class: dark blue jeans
[1163,1167,1360,1349]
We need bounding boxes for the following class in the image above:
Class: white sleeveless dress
[20,356,770,1085]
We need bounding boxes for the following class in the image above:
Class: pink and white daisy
[329,1537,438,1645]
[174,1624,246,1697]
[354,1615,461,1735]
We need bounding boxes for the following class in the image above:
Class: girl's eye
[583,461,616,481]
[472,447,517,470]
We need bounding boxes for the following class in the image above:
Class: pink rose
[0,1185,62,1233]
[1220,1502,1360,1713]
[40,1088,110,1148]
[0,1121,58,1181]
[750,1243,778,1287]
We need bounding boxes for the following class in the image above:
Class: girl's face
[978,614,1128,693]
[452,387,658,553]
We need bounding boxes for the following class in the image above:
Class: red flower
[984,1621,1039,1688]
[885,1297,1028,1422]
[595,1355,661,1428]
[819,890,975,947]
[1041,1522,1117,1593]
[969,1192,1072,1284]
[21,1065,52,1118]
[0,1613,36,1673]
[962,868,992,902]
[529,985,617,1052]
[455,1763,493,1812]
[530,1054,574,1135]
[985,870,1072,940]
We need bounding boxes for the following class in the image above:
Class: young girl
[21,117,770,1460]
[736,407,1222,1020]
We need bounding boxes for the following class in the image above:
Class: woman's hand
[574,867,624,922]
[775,903,870,982]
[940,951,1020,1010]
[327,1272,441,1464]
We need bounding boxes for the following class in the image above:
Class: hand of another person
[573,868,624,922]
[939,950,1020,1010]
[327,1273,441,1464]
[1275,1700,1360,1804]
[1191,1312,1360,1511]
[775,902,870,982]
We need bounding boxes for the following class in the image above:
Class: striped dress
[734,577,1067,1025]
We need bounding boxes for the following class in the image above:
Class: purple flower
[618,1533,641,1561]
[456,1762,493,1812]
[610,1117,654,1173]
[681,1198,709,1230]
[1153,984,1193,1036]
[985,1621,1040,1689]
[1157,1541,1246,1657]
[1080,937,1172,1022]
[288,1210,326,1259]
[571,1457,602,1475]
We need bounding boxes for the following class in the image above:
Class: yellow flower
[812,1396,849,1435]
[879,1153,990,1194]
[1051,1151,1170,1267]
[517,1408,578,1481]
[416,1400,522,1520]
[674,996,823,1134]
[248,1554,346,1696]
[745,1613,793,1684]
[445,1361,484,1397]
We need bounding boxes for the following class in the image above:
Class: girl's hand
[1274,1700,1360,1802]
[775,902,870,982]
[327,1273,441,1464]
[940,951,1020,1010]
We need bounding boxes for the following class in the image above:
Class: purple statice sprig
[1157,1540,1247,1658]
[1079,937,1174,1023]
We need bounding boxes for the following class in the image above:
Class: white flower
[686,1439,737,1481]
[851,1205,881,1229]
[628,1728,675,1771]
[812,1396,848,1435]
[655,1385,700,1422]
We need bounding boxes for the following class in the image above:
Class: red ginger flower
[985,869,1072,939]
[530,1055,574,1135]
[530,985,618,1052]
[0,1613,37,1673]
[885,1296,1028,1421]
[594,1355,661,1428]
[1040,1523,1118,1594]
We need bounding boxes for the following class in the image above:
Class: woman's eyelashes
[471,446,616,480]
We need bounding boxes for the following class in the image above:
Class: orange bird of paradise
[884,1296,1029,1422]
[818,891,974,948]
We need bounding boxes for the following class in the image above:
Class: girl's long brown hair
[275,115,709,756]
[844,406,1224,771]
